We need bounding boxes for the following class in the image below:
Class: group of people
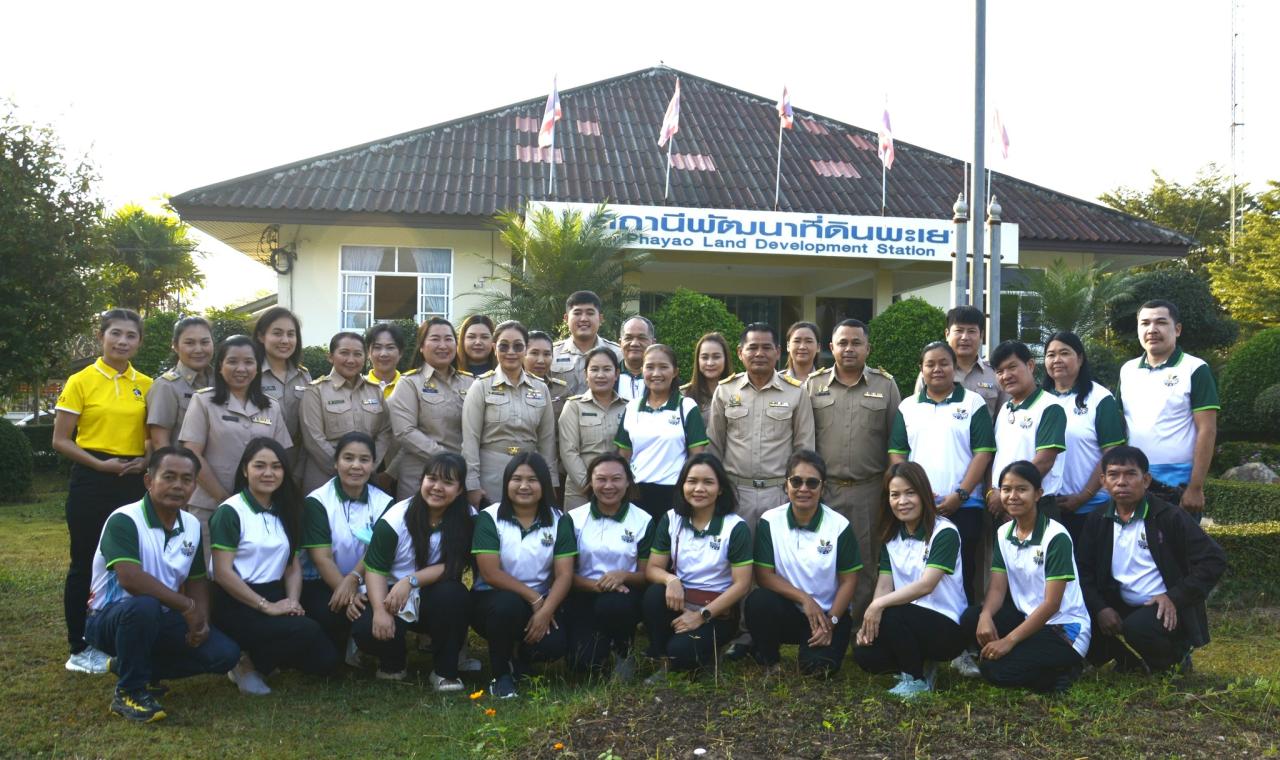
[53,292,1227,724]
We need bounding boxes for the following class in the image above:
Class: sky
[4,0,1276,309]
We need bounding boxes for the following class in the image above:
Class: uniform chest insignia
[768,401,790,408]
[327,399,345,406]
[553,355,575,367]
[261,383,278,392]
[978,382,995,389]
[488,385,506,394]
[1073,404,1089,415]
[458,389,467,396]
[1163,374,1180,387]
[526,390,544,400]
[1033,548,1045,565]
[621,529,636,544]
[252,416,272,425]
[814,389,831,397]
[180,539,196,557]
[863,391,885,399]
[709,535,723,551]
[362,398,380,406]
[183,392,193,399]
[1019,415,1034,429]
[423,382,438,394]
[952,408,969,420]
[728,393,742,407]
[162,369,180,381]
[540,531,555,547]
[817,539,833,555]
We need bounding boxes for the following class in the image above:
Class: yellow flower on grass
[553,743,565,751]
[469,690,484,700]
[485,708,496,717]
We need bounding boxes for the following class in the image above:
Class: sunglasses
[787,476,822,490]
[496,342,526,354]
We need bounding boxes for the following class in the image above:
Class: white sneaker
[65,646,110,674]
[375,669,407,681]
[227,663,272,695]
[951,651,981,678]
[888,674,933,700]
[429,671,464,692]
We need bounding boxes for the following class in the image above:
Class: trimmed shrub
[388,318,420,373]
[1206,521,1280,606]
[0,419,34,500]
[17,424,57,470]
[202,306,253,345]
[1109,267,1238,355]
[1204,478,1280,524]
[301,346,332,379]
[1083,339,1124,391]
[650,289,745,386]
[1211,440,1280,478]
[1252,383,1280,435]
[133,310,182,377]
[867,298,946,398]
[1219,328,1280,436]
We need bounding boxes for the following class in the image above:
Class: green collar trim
[589,500,630,522]
[638,388,681,413]
[1104,497,1150,526]
[898,521,927,541]
[499,510,552,537]
[1007,387,1045,412]
[683,514,725,538]
[141,495,186,542]
[786,504,823,531]
[240,489,272,515]
[1139,346,1184,370]
[917,383,965,405]
[332,478,371,505]
[1005,512,1049,548]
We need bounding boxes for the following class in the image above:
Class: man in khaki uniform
[461,368,559,507]
[806,318,901,625]
[298,371,393,493]
[386,364,475,500]
[913,305,1005,421]
[551,291,622,396]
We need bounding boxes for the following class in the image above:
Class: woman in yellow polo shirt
[53,308,153,675]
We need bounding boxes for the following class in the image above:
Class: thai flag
[993,109,1010,159]
[878,108,895,170]
[537,77,561,149]
[778,86,793,129]
[658,78,681,148]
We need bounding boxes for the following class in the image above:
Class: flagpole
[773,120,784,211]
[664,136,674,201]
[881,162,887,217]
[547,120,556,198]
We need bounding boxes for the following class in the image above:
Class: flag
[537,77,561,149]
[878,108,895,170]
[993,109,1010,159]
[777,86,793,129]
[658,78,681,148]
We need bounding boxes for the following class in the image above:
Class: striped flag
[537,77,561,149]
[878,108,895,170]
[778,86,793,129]
[993,109,1010,159]
[658,78,681,148]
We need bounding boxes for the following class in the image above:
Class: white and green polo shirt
[992,513,1091,657]
[614,390,709,485]
[300,478,395,580]
[649,510,752,593]
[362,498,434,582]
[992,389,1068,496]
[567,501,654,581]
[877,516,967,624]
[89,496,205,612]
[754,503,861,612]
[471,503,577,594]
[1117,348,1220,487]
[889,384,996,508]
[210,490,294,585]
[1048,383,1126,513]
[1104,499,1168,607]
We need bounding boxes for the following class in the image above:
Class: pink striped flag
[878,108,895,170]
[993,109,1010,159]
[778,86,793,129]
[658,78,681,147]
[537,77,561,149]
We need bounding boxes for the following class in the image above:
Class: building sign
[529,202,1018,263]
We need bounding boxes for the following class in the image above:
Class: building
[172,66,1191,347]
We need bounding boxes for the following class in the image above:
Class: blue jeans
[85,595,241,691]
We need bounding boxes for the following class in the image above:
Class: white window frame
[338,245,453,330]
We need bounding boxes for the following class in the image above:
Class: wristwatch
[954,487,970,502]
[700,607,712,622]
[830,615,840,626]
[407,574,420,589]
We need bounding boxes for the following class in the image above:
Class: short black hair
[621,315,655,339]
[920,340,957,364]
[333,431,377,462]
[673,453,738,518]
[565,291,604,312]
[786,449,827,481]
[329,331,366,354]
[740,322,779,346]
[945,306,986,334]
[527,330,554,348]
[832,318,869,337]
[1101,445,1150,474]
[148,446,201,475]
[1139,299,1181,324]
[364,322,405,352]
[990,340,1033,368]
[997,460,1043,491]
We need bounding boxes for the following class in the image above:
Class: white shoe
[227,663,272,695]
[65,646,110,674]
[429,671,464,692]
[951,651,981,678]
[458,648,482,672]
[376,669,407,681]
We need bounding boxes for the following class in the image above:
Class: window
[339,246,452,329]
[998,266,1044,346]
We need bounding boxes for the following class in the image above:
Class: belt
[827,475,881,487]
[481,444,529,456]
[729,475,786,489]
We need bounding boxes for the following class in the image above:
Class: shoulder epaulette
[600,337,621,347]
[457,368,474,377]
[402,368,420,377]
[571,392,592,402]
[678,381,693,392]
[298,364,308,373]
[161,369,180,381]
[876,366,894,380]
[810,366,833,377]
[477,369,496,379]
[782,374,804,387]
[194,387,214,394]
[547,376,567,387]
[719,372,741,385]
[309,375,327,385]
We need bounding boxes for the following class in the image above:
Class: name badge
[581,411,597,417]
[526,390,544,400]
[864,391,884,399]
[252,416,272,425]
[362,398,380,406]
[294,385,308,392]
[423,384,439,394]
[814,390,831,397]
[553,356,575,367]
[183,392,193,399]
[327,399,345,406]
[768,401,789,408]
[220,415,240,422]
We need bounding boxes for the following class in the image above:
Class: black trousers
[213,581,338,676]
[744,587,852,674]
[563,589,643,672]
[1057,511,1088,556]
[470,589,567,677]
[950,508,985,604]
[64,459,145,653]
[351,580,471,676]
[1086,600,1190,673]
[301,578,352,655]
[852,603,966,679]
[642,583,736,672]
[636,483,676,519]
[959,600,1083,693]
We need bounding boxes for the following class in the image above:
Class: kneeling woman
[960,461,1092,693]
[644,453,752,675]
[746,450,860,676]
[565,453,653,678]
[352,452,474,690]
[300,432,395,654]
[471,453,577,699]
[211,438,338,695]
[853,461,968,698]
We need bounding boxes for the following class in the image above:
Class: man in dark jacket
[1078,445,1226,673]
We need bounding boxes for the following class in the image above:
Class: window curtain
[341,246,387,272]
[409,248,451,274]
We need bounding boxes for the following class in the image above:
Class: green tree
[868,298,946,398]
[1208,181,1280,326]
[0,106,110,412]
[470,204,646,335]
[1021,258,1134,341]
[102,202,204,315]
[650,289,746,385]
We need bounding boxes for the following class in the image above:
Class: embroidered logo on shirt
[1033,548,1045,565]
[133,388,144,401]
[952,408,970,420]
[1073,404,1090,415]
[1019,415,1034,429]
[817,539,833,555]
[1138,531,1148,551]
[1163,374,1181,387]
[709,535,723,551]
[728,394,742,407]
[179,539,196,557]
[668,413,681,425]
[621,529,637,544]
[540,531,555,547]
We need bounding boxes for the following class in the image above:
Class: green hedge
[1205,521,1280,606]
[17,424,58,470]
[650,289,745,386]
[867,298,946,399]
[1204,478,1280,524]
[1219,327,1280,436]
[0,419,34,500]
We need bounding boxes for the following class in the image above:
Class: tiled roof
[172,67,1192,253]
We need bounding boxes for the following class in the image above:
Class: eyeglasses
[787,476,822,490]
[495,342,526,354]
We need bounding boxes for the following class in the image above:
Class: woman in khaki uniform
[299,332,393,493]
[146,316,214,448]
[254,307,312,481]
[524,331,573,423]
[558,346,627,509]
[461,320,559,507]
[180,335,293,558]
[387,317,476,500]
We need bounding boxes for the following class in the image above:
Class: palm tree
[1023,258,1134,341]
[470,203,646,336]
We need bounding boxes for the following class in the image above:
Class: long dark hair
[211,336,272,409]
[688,332,732,409]
[878,461,939,546]
[232,437,303,554]
[496,451,557,526]
[405,452,473,581]
[253,307,304,369]
[1041,331,1093,410]
[673,452,738,519]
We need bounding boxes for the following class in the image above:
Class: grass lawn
[2,471,1277,760]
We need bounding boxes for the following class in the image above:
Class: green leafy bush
[867,298,946,398]
[1212,440,1280,477]
[0,419,34,500]
[1108,266,1238,355]
[1218,328,1280,437]
[388,318,420,372]
[1083,339,1124,391]
[1205,521,1280,606]
[202,306,252,345]
[1253,383,1280,435]
[650,289,745,386]
[1204,478,1280,524]
[17,424,57,470]
[301,346,332,379]
[132,310,182,377]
